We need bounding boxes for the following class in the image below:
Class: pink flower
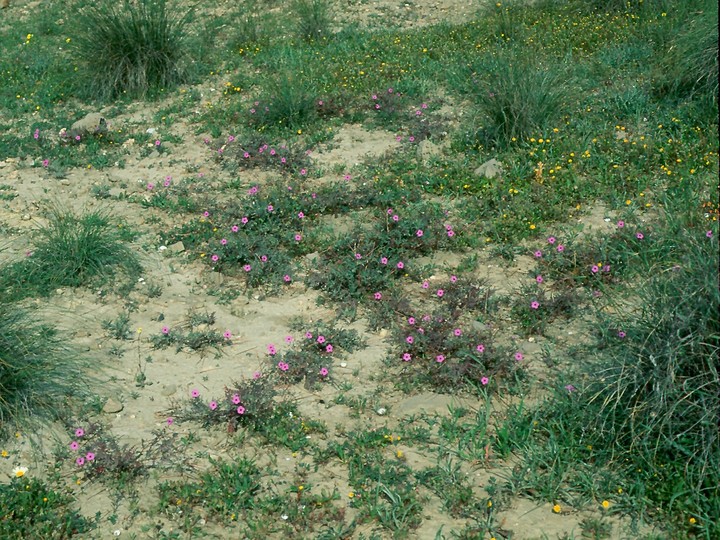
[42,159,49,167]
[203,211,210,218]
[76,457,85,467]
[285,335,294,344]
[402,353,412,362]
[231,225,239,232]
[453,328,462,336]
[422,281,429,289]
[277,362,289,372]
[591,265,599,274]
[408,317,415,325]
[267,344,277,355]
[298,212,305,219]
[636,232,644,240]
[305,332,313,339]
[436,355,445,363]
[557,245,565,252]
[317,335,326,344]
[409,136,415,142]
[447,230,455,237]
[162,326,170,335]
[260,255,268,262]
[147,183,155,190]
[481,376,489,386]
[243,264,251,272]
[380,257,388,265]
[155,140,161,147]
[396,261,404,269]
[70,441,79,451]
[536,275,544,283]
[191,389,200,398]
[706,230,713,238]
[547,236,556,244]
[237,406,246,415]
[221,238,228,245]
[450,275,458,283]
[223,330,232,340]
[209,401,218,410]
[392,215,399,222]
[534,250,543,258]
[232,394,241,405]
[355,253,362,260]
[437,289,444,297]
[387,208,394,215]
[617,220,625,228]
[416,229,424,238]
[325,344,333,353]
[564,384,576,393]
[374,292,382,300]
[166,417,174,426]
[295,234,302,241]
[283,274,292,282]
[514,352,524,361]
[531,301,540,309]
[211,254,219,263]
[75,428,84,438]
[476,344,485,353]
[618,331,626,338]
[406,336,414,344]
[241,217,248,224]
[320,367,329,377]
[267,205,274,212]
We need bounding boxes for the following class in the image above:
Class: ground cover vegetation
[0,0,717,538]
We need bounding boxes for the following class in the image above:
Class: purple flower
[564,384,576,393]
[706,230,713,238]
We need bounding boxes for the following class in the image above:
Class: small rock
[305,251,319,263]
[376,407,387,416]
[207,271,224,287]
[160,384,177,397]
[168,241,185,253]
[102,398,124,414]
[21,214,31,220]
[71,112,105,133]
[474,158,503,179]
[60,179,70,186]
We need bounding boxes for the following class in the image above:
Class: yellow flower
[552,504,561,513]
[1,450,8,458]
[689,517,697,525]
[529,224,536,230]
[13,466,28,478]
[601,500,610,509]
[348,492,354,498]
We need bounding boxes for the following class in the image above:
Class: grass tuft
[0,208,141,302]
[0,305,92,441]
[72,0,194,99]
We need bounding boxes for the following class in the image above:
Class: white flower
[113,529,122,536]
[12,466,28,478]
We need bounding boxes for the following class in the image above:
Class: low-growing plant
[0,476,96,539]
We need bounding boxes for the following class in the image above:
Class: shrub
[0,305,91,440]
[0,208,141,302]
[73,0,194,99]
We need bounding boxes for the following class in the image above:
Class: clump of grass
[469,51,572,147]
[652,0,718,110]
[0,208,141,302]
[73,0,194,99]
[0,305,91,440]
[293,0,331,43]
[518,208,719,534]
